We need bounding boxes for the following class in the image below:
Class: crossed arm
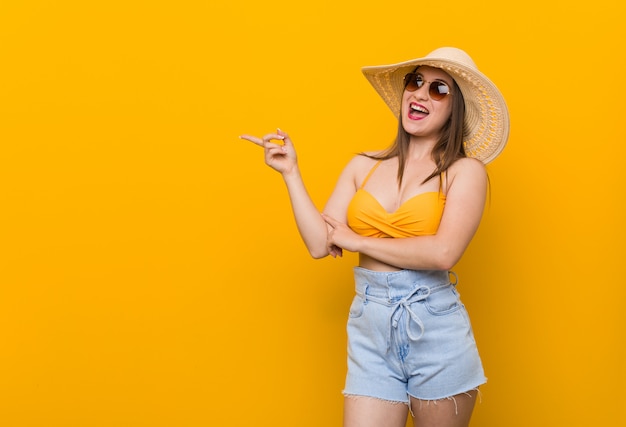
[323,157,488,270]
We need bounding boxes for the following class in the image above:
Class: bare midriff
[358,253,403,272]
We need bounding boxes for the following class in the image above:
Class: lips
[408,102,429,120]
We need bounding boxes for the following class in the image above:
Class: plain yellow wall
[1,1,624,426]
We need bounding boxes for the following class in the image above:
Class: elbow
[308,244,329,259]
[309,250,328,260]
[435,259,457,272]
[432,246,462,271]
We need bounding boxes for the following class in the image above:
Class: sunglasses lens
[403,73,422,92]
[429,82,450,100]
[404,73,450,100]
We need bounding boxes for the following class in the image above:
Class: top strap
[439,170,447,195]
[360,160,383,189]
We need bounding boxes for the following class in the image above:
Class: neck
[407,137,438,162]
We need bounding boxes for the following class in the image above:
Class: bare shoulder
[446,157,487,190]
[342,153,382,178]
[448,157,486,177]
[340,153,378,188]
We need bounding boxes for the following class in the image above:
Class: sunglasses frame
[403,72,451,101]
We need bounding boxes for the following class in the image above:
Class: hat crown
[361,47,509,163]
[425,47,477,70]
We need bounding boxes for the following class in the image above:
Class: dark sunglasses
[403,73,451,101]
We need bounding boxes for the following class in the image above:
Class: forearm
[353,158,487,271]
[282,166,329,258]
[357,235,461,271]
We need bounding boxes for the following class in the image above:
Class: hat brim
[362,49,510,163]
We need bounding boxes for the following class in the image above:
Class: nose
[412,83,430,100]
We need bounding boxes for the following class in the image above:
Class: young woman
[240,47,509,427]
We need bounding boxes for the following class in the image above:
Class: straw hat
[361,47,510,163]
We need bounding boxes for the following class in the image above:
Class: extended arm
[281,164,332,258]
[239,130,356,259]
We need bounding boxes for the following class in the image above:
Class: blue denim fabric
[343,267,486,402]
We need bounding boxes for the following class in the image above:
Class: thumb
[277,128,293,147]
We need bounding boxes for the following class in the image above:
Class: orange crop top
[347,161,446,238]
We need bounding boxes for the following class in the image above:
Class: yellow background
[1,1,624,426]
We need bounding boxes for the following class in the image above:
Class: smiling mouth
[408,102,429,119]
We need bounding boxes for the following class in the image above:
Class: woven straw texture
[362,47,509,164]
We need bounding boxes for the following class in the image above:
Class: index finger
[239,133,285,147]
[239,134,264,147]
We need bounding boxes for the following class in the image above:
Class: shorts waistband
[354,267,454,298]
[353,267,457,351]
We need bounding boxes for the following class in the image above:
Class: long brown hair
[361,73,467,187]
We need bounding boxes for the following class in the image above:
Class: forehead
[416,65,454,83]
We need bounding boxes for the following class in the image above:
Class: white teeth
[410,104,428,114]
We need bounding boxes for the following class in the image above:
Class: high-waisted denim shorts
[343,267,486,402]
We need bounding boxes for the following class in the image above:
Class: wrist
[353,234,368,254]
[281,165,301,181]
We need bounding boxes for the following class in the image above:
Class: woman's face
[401,66,454,140]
